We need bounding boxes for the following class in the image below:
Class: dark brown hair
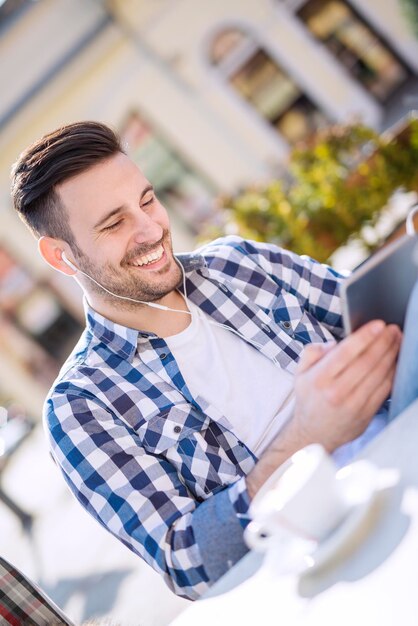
[11,121,124,249]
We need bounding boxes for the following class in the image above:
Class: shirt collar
[85,252,207,361]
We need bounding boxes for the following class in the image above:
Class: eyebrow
[93,185,154,230]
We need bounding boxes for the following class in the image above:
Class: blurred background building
[0,1,417,623]
[0,0,417,414]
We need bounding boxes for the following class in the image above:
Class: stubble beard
[73,230,183,311]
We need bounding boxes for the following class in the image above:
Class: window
[14,288,81,361]
[0,246,82,377]
[210,28,329,144]
[120,112,215,233]
[298,0,409,101]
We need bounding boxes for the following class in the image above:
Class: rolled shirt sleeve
[45,393,251,600]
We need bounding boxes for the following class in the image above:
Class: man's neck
[86,289,191,338]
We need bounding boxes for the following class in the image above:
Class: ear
[38,236,76,276]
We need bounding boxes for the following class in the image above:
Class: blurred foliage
[401,0,418,36]
[210,118,418,263]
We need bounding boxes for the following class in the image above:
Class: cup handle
[244,520,276,551]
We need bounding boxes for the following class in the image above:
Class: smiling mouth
[128,244,165,268]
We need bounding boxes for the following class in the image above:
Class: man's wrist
[245,417,314,500]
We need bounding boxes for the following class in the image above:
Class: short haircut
[10,121,124,250]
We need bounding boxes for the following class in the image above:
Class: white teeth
[130,245,164,267]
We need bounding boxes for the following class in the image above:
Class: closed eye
[103,219,123,231]
[141,193,155,207]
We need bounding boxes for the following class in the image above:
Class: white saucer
[263,460,398,575]
[302,460,397,573]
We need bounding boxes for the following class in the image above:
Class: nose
[131,208,163,246]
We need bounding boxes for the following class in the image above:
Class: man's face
[56,152,182,306]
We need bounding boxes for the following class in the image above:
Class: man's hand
[246,320,402,500]
[293,320,402,452]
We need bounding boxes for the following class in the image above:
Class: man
[11,121,404,600]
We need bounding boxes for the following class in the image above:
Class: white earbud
[61,251,78,272]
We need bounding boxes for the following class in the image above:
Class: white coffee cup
[244,444,351,551]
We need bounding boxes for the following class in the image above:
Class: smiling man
[38,147,188,339]
[11,121,410,600]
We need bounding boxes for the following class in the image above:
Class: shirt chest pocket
[135,404,246,499]
[272,292,333,345]
[135,404,208,455]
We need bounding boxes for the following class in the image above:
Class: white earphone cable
[62,251,192,314]
[62,251,279,365]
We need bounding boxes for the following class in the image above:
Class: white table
[171,399,418,626]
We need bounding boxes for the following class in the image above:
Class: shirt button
[173,425,181,434]
[140,333,149,338]
[261,323,271,333]
[281,321,291,330]
[220,284,229,293]
[160,353,168,360]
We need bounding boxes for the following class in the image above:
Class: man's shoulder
[194,235,283,266]
[45,326,101,404]
[196,235,266,255]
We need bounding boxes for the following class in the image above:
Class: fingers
[316,320,386,381]
[331,324,401,400]
[363,366,395,417]
[351,364,395,430]
[298,341,336,374]
[340,342,397,419]
[293,320,402,453]
[296,321,401,412]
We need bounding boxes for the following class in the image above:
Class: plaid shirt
[45,237,344,599]
[0,556,73,625]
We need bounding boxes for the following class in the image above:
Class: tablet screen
[341,233,418,334]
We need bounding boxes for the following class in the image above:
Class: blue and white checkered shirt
[44,236,345,599]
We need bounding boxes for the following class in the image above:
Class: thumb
[298,341,336,374]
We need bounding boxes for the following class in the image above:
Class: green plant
[400,0,418,37]
[212,118,418,263]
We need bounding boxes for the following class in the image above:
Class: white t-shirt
[165,300,295,456]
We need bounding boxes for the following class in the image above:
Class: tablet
[341,233,418,335]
